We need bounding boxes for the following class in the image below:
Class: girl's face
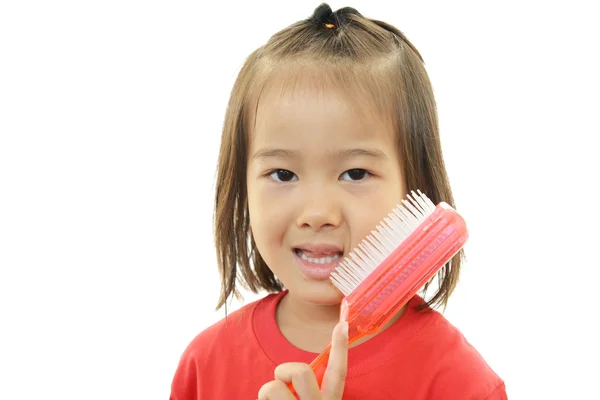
[247,85,406,306]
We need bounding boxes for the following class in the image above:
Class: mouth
[293,247,344,281]
[293,248,343,264]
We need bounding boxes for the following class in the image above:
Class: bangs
[245,58,402,136]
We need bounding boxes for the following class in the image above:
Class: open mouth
[293,248,343,265]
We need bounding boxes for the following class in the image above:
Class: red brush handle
[286,300,367,397]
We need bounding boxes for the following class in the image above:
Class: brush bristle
[329,190,436,296]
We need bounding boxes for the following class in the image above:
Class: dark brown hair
[214,3,463,311]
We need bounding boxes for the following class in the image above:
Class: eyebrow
[251,148,388,161]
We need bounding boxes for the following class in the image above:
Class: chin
[292,280,344,306]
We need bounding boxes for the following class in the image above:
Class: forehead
[251,71,396,148]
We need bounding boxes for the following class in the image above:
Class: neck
[275,291,341,352]
[275,290,408,352]
[277,291,340,329]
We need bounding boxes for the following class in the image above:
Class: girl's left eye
[340,169,371,181]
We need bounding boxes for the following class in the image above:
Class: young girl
[170,4,506,399]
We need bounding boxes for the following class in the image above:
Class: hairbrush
[288,190,468,395]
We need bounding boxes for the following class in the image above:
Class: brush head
[330,190,437,296]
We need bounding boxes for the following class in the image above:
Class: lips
[292,244,344,280]
[294,243,343,256]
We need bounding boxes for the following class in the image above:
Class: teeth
[297,249,341,264]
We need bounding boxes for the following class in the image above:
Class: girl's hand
[257,320,349,400]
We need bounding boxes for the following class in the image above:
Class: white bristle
[330,190,436,296]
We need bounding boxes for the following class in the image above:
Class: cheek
[347,184,405,247]
[248,183,294,247]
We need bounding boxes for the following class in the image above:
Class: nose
[295,191,342,232]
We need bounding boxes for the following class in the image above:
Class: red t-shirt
[170,291,506,399]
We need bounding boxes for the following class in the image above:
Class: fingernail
[341,321,348,338]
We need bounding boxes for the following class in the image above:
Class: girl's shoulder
[170,292,284,399]
[179,291,282,360]
[404,301,507,398]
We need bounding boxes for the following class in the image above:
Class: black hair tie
[309,3,363,29]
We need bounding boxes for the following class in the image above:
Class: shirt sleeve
[483,382,508,400]
[169,350,199,400]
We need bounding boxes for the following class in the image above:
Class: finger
[258,379,296,400]
[321,321,349,399]
[274,362,320,399]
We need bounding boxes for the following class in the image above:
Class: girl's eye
[269,169,297,182]
[340,168,370,181]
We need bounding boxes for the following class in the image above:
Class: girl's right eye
[268,169,298,182]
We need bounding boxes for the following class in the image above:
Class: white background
[1,1,599,399]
